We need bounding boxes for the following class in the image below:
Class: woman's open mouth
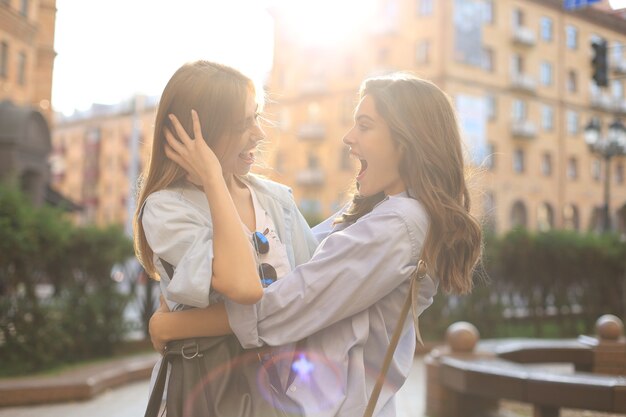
[357,159,368,180]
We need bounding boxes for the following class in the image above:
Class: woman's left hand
[149,295,170,355]
[164,110,222,186]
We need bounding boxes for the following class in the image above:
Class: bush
[0,185,134,376]
[420,229,626,341]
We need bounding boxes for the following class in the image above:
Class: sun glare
[268,0,377,48]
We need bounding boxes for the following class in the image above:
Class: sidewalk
[0,352,427,416]
[0,352,160,407]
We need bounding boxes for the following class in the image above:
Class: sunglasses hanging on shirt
[251,229,277,287]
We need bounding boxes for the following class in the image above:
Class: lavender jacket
[225,193,439,417]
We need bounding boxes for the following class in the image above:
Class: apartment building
[262,0,626,233]
[50,97,156,227]
[0,0,58,206]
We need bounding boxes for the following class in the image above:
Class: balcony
[590,92,614,111]
[299,78,329,96]
[511,120,537,139]
[297,123,326,141]
[611,59,626,75]
[296,169,325,186]
[613,98,626,115]
[510,73,537,93]
[512,26,536,46]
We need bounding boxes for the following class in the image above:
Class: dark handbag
[144,259,302,417]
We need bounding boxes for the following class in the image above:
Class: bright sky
[51,0,275,115]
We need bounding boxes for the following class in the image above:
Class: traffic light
[591,39,608,87]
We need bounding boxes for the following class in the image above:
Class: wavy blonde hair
[338,73,482,294]
[133,60,254,279]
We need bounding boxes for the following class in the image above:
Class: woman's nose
[342,127,356,146]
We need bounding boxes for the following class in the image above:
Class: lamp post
[584,117,626,233]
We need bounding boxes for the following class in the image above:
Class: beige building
[51,0,626,234]
[0,0,55,119]
[50,98,156,227]
[262,0,626,233]
[0,0,59,206]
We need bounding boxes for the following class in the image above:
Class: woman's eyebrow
[356,114,375,123]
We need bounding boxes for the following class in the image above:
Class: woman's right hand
[164,109,222,186]
[149,295,170,354]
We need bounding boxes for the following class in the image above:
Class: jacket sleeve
[225,209,427,348]
[142,192,215,308]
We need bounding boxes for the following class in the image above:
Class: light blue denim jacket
[142,174,318,395]
[141,174,318,310]
[225,193,439,417]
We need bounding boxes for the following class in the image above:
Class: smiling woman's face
[342,94,405,197]
[214,90,264,176]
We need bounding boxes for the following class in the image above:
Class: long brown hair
[133,60,254,279]
[339,73,482,294]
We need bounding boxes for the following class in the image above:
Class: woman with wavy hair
[152,72,482,417]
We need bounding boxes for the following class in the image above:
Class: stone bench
[438,356,626,416]
[425,315,626,417]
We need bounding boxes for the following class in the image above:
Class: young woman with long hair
[134,60,318,417]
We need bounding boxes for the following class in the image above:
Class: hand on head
[164,109,222,186]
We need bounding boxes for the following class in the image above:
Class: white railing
[511,120,538,139]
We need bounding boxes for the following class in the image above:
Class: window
[482,48,494,72]
[540,61,552,86]
[0,41,7,79]
[566,25,578,49]
[512,99,527,122]
[591,158,602,182]
[486,95,496,120]
[567,157,578,180]
[512,8,523,28]
[484,0,494,24]
[567,111,578,134]
[341,95,354,125]
[612,41,623,63]
[340,146,352,171]
[537,203,555,231]
[567,70,577,93]
[541,153,552,176]
[483,192,496,232]
[511,54,524,74]
[542,105,554,131]
[513,148,525,173]
[17,51,25,85]
[540,17,553,41]
[485,143,496,170]
[415,40,430,65]
[616,163,624,184]
[307,153,319,169]
[563,204,580,231]
[611,80,624,99]
[417,0,433,16]
[510,200,528,229]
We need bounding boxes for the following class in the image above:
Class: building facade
[0,0,58,206]
[50,97,156,227]
[262,0,626,233]
[49,0,626,234]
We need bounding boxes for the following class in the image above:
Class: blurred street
[0,356,426,417]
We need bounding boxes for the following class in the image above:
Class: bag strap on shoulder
[362,259,427,417]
